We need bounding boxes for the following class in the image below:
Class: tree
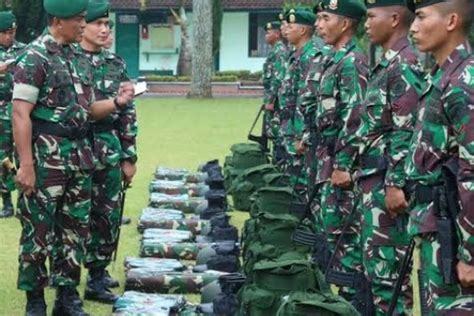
[171,5,192,76]
[189,0,213,98]
[12,0,46,43]
[212,0,223,58]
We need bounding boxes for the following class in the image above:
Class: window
[248,13,275,58]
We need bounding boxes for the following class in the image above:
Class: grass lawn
[0,97,259,315]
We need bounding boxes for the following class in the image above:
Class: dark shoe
[25,290,46,316]
[121,216,131,225]
[84,269,118,304]
[0,192,13,218]
[104,270,119,288]
[52,286,89,316]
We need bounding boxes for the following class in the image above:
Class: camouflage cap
[365,0,409,8]
[411,0,447,10]
[0,11,16,32]
[85,0,110,23]
[286,9,317,26]
[319,0,367,19]
[263,21,282,31]
[44,0,88,18]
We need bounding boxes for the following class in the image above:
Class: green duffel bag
[241,218,257,257]
[242,242,284,279]
[250,186,296,218]
[239,284,281,316]
[229,143,267,170]
[252,252,318,295]
[229,164,278,211]
[224,168,243,192]
[263,172,291,187]
[276,290,360,316]
[255,212,312,252]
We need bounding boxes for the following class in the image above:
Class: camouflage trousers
[17,166,91,291]
[358,173,412,315]
[319,181,363,296]
[84,164,122,269]
[417,233,474,315]
[0,118,15,193]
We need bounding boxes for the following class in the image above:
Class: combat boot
[0,192,14,218]
[104,270,119,288]
[25,290,46,316]
[52,286,89,316]
[84,268,118,304]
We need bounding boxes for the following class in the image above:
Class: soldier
[262,21,289,164]
[405,0,474,314]
[313,0,368,306]
[332,0,425,314]
[0,11,24,218]
[279,8,319,192]
[12,0,135,314]
[77,1,138,304]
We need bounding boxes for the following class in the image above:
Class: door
[116,13,140,78]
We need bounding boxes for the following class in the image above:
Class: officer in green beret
[278,9,320,193]
[0,11,24,219]
[313,0,369,312]
[12,0,135,314]
[78,0,138,304]
[262,21,289,163]
[405,0,474,314]
[333,0,425,314]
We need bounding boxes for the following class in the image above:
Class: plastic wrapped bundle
[138,217,211,236]
[154,167,208,183]
[149,193,208,214]
[142,228,194,243]
[149,180,209,197]
[125,270,227,294]
[113,291,187,315]
[140,241,208,260]
[139,207,185,227]
[124,257,185,272]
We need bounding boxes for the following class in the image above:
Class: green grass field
[0,97,259,316]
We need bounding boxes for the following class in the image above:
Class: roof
[111,0,314,11]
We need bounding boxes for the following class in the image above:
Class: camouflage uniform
[13,33,96,290]
[263,40,289,162]
[77,46,138,270]
[280,39,320,186]
[405,42,474,314]
[335,37,425,315]
[314,37,368,296]
[0,41,25,194]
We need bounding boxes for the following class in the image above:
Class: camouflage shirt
[77,46,138,167]
[335,37,424,188]
[0,40,26,119]
[405,42,474,264]
[12,33,95,171]
[315,37,368,184]
[262,40,289,105]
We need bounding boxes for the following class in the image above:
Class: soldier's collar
[332,37,357,63]
[435,41,472,91]
[384,36,410,62]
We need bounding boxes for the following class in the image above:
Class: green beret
[44,0,88,18]
[411,0,446,10]
[365,0,408,8]
[286,9,317,26]
[319,0,367,19]
[0,11,16,32]
[86,1,110,23]
[263,21,282,31]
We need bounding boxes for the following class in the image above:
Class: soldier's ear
[445,12,460,33]
[391,12,401,29]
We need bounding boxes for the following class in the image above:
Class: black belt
[92,120,117,133]
[360,156,388,170]
[415,184,440,204]
[33,119,90,140]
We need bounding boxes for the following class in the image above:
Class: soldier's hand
[331,169,352,188]
[121,160,137,184]
[385,186,408,217]
[265,103,275,111]
[115,82,135,108]
[0,63,8,74]
[457,261,474,287]
[16,164,36,196]
[295,141,306,155]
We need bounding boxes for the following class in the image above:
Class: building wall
[219,12,266,72]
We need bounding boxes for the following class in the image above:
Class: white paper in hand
[134,81,148,96]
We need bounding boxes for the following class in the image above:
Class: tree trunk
[171,7,192,76]
[189,0,213,98]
